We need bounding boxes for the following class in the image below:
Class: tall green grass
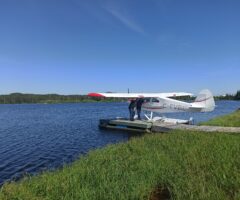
[200,110,240,127]
[1,131,240,200]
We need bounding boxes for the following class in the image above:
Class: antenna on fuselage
[128,88,130,94]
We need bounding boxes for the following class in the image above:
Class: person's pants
[129,109,135,121]
[137,109,141,120]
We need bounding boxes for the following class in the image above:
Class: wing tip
[88,93,105,97]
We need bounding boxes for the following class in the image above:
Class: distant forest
[214,90,240,100]
[0,93,120,104]
[0,91,239,104]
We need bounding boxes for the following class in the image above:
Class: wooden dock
[99,119,240,133]
[152,123,240,133]
[99,119,152,132]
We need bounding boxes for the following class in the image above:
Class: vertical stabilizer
[193,89,215,112]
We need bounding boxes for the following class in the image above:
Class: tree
[235,90,240,100]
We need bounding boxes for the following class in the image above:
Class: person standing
[136,98,144,120]
[128,99,136,121]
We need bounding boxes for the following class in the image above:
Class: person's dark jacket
[129,100,136,110]
[136,98,144,110]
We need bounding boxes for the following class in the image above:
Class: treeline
[215,90,240,100]
[0,93,120,104]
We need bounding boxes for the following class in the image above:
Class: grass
[200,110,240,127]
[1,131,240,200]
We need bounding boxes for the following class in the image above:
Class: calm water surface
[0,101,239,185]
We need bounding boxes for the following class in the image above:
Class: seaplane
[88,89,215,124]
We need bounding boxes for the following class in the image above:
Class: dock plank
[152,123,240,133]
[108,119,152,129]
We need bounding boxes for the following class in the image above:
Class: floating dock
[99,119,153,133]
[99,118,240,133]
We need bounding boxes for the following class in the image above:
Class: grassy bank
[200,110,240,127]
[1,131,240,200]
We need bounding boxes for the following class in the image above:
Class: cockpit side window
[144,98,151,103]
[151,98,160,103]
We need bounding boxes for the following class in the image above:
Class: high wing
[88,92,193,98]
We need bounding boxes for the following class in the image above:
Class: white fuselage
[142,97,201,113]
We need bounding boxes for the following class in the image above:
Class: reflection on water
[0,100,239,185]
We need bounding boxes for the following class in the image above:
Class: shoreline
[1,131,239,200]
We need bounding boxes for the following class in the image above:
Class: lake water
[0,101,239,185]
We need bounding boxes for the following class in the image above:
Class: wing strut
[144,112,153,121]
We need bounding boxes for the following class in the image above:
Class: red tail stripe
[194,96,212,103]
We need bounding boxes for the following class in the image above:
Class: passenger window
[152,98,160,103]
[145,98,151,103]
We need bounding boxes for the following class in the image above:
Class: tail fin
[193,89,215,112]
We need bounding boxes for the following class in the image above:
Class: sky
[0,0,240,95]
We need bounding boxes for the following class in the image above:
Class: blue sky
[0,0,239,95]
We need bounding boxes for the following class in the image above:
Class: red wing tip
[88,93,105,97]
